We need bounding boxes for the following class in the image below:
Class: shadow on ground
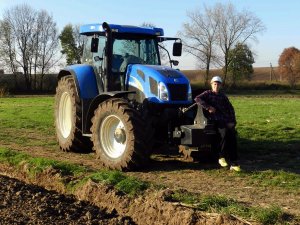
[238,138,300,174]
[139,138,300,174]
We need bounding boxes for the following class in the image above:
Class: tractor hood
[125,64,192,104]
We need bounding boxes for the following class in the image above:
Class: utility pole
[270,63,277,81]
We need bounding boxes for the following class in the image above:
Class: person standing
[194,76,241,172]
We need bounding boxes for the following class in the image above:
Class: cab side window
[82,37,93,64]
[82,36,106,65]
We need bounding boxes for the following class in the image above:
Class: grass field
[233,96,300,171]
[0,94,299,175]
[0,95,300,224]
[0,97,56,149]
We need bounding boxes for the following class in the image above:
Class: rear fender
[58,64,99,99]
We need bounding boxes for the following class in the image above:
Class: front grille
[167,84,188,101]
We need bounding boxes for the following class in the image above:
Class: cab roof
[80,23,164,36]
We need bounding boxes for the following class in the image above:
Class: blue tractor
[54,22,215,170]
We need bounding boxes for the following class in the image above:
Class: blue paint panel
[67,65,98,99]
[108,24,164,36]
[80,23,164,36]
[126,64,192,105]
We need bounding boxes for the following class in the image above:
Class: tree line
[0,3,299,92]
[0,4,60,91]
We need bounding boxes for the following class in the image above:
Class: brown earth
[181,67,281,83]
[0,174,134,225]
[0,135,299,224]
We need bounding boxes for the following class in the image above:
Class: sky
[0,0,300,70]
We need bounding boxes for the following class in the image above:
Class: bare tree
[178,6,219,86]
[214,3,265,83]
[0,4,60,91]
[179,3,265,84]
[6,4,38,90]
[35,10,60,90]
[0,20,19,87]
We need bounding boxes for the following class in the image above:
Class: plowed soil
[0,174,134,225]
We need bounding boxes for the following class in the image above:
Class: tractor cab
[80,23,182,92]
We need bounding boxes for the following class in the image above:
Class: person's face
[211,81,222,93]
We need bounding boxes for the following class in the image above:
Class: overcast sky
[1,0,300,69]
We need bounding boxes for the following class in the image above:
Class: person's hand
[208,106,216,114]
[227,123,235,129]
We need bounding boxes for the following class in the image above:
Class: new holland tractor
[55,22,216,170]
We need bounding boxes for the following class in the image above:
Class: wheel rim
[58,92,72,138]
[100,115,127,158]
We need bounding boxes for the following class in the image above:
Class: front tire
[91,98,149,170]
[54,75,91,152]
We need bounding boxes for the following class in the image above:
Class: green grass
[248,170,300,189]
[1,95,299,154]
[0,96,56,148]
[0,147,31,165]
[232,97,300,144]
[0,147,150,196]
[76,170,150,196]
[1,95,300,187]
[0,95,299,224]
[204,168,300,191]
[0,148,88,176]
[0,97,54,130]
[230,96,300,174]
[168,190,287,225]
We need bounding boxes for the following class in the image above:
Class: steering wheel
[120,55,143,72]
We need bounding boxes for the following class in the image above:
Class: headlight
[188,84,192,101]
[158,82,169,101]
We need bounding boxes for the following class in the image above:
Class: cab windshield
[112,37,160,72]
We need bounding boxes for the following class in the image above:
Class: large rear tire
[54,75,91,152]
[91,98,150,170]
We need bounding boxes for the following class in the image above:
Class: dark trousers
[216,125,238,163]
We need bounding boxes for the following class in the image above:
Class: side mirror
[171,60,179,66]
[94,56,103,62]
[173,42,182,56]
[91,37,99,53]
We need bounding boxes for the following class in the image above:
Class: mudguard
[58,64,99,99]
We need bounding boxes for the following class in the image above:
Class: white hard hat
[211,76,223,83]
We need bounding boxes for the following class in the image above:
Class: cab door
[82,35,106,92]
